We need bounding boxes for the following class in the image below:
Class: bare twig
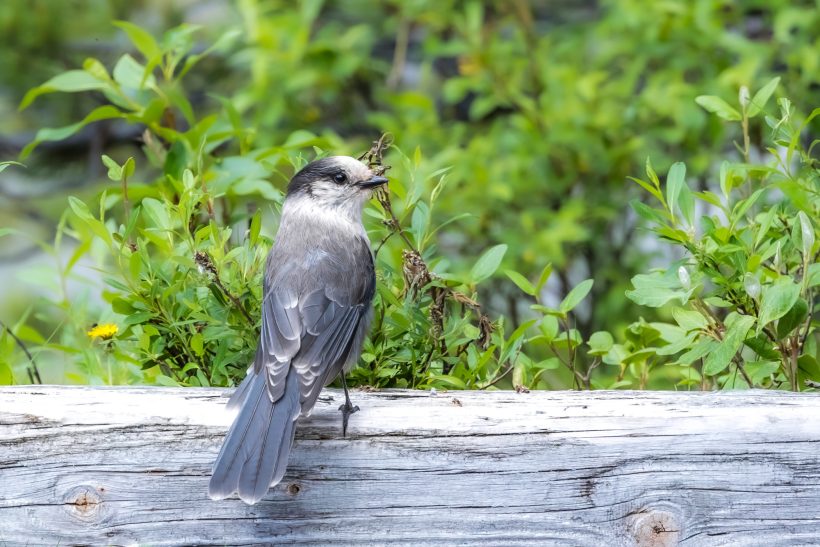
[732,355,754,387]
[0,319,42,384]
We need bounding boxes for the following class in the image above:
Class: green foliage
[620,80,818,390]
[4,25,527,389]
[2,6,818,391]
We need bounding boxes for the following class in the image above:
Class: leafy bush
[616,83,818,390]
[1,6,817,391]
[2,26,519,388]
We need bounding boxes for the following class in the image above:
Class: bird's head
[286,156,388,217]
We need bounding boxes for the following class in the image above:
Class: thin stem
[387,18,409,89]
[121,172,131,233]
[732,355,754,387]
[0,319,42,384]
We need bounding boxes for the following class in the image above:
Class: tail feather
[209,369,300,504]
[226,367,255,411]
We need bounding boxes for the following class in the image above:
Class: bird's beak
[359,175,389,188]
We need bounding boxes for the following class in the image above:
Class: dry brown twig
[194,251,255,325]
[362,134,495,377]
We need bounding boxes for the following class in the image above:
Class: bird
[208,155,388,505]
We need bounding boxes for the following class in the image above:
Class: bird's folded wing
[253,285,301,402]
[240,238,374,410]
[294,290,366,408]
[241,284,365,411]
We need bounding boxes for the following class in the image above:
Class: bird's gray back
[254,196,376,411]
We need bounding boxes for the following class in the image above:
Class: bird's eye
[333,172,348,184]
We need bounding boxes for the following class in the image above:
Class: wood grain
[1,386,819,546]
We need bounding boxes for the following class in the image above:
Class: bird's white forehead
[326,156,371,177]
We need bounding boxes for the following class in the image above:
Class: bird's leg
[338,374,359,437]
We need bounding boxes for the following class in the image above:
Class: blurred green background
[0,0,817,389]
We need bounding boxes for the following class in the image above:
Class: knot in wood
[64,485,103,520]
[628,508,681,547]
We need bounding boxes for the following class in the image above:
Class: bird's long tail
[208,368,300,504]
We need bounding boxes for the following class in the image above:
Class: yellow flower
[87,323,118,340]
[458,56,480,76]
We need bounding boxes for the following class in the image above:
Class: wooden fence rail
[1,386,819,545]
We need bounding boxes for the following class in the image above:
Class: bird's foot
[338,401,359,438]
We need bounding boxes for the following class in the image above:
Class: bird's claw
[338,402,359,437]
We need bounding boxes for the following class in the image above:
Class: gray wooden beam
[1,386,819,545]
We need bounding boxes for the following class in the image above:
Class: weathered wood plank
[1,386,819,546]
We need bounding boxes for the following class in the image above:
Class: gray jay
[209,156,388,504]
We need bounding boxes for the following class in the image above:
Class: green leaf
[630,199,668,226]
[560,279,593,313]
[230,178,282,201]
[695,95,742,121]
[531,304,565,318]
[719,161,732,198]
[102,155,122,181]
[82,57,111,81]
[745,360,780,384]
[191,333,204,356]
[626,270,694,308]
[533,357,560,370]
[645,156,660,188]
[754,205,778,249]
[628,176,663,203]
[19,70,108,110]
[68,196,95,224]
[122,157,136,179]
[695,189,722,210]
[21,105,123,159]
[428,374,466,389]
[111,297,136,315]
[551,329,583,350]
[776,298,808,339]
[746,77,780,118]
[505,270,535,296]
[655,331,698,356]
[535,263,553,293]
[676,338,719,365]
[808,263,820,287]
[470,244,507,283]
[797,211,815,257]
[672,308,708,332]
[249,209,262,246]
[588,331,614,356]
[155,375,180,387]
[114,21,162,61]
[164,141,189,179]
[666,162,685,221]
[0,360,12,385]
[758,277,801,331]
[113,54,155,89]
[128,250,142,281]
[123,312,153,326]
[703,313,756,375]
[0,161,24,175]
[141,197,172,231]
[733,187,767,220]
[539,315,559,343]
